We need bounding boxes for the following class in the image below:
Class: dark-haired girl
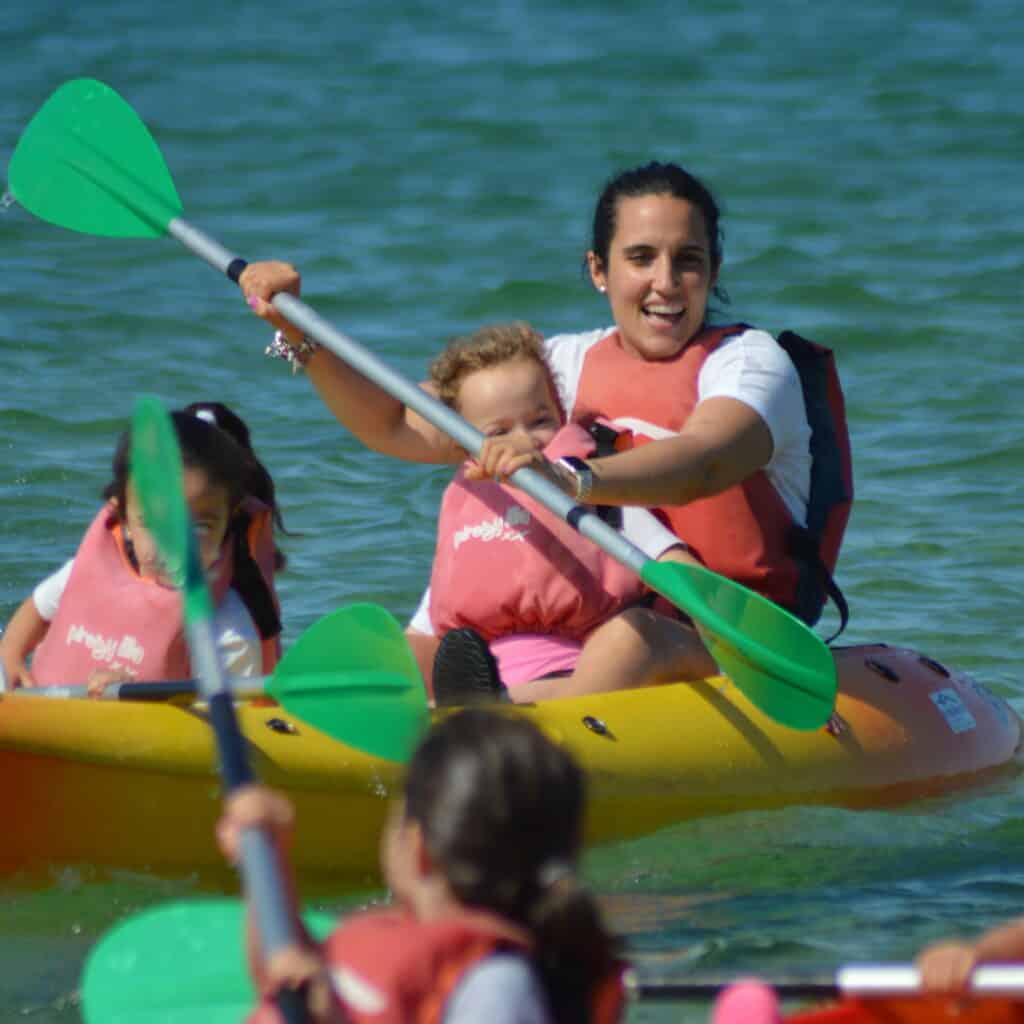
[219,709,624,1024]
[0,405,285,690]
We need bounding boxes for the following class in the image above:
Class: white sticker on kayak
[930,688,977,734]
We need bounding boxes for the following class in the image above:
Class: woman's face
[588,193,718,361]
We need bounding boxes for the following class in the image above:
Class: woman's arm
[240,262,460,465]
[465,396,773,509]
[584,396,773,507]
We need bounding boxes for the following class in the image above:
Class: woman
[241,162,852,690]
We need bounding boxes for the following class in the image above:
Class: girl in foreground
[217,709,625,1024]
[0,404,285,690]
[407,321,713,704]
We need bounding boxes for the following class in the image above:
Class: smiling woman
[241,160,853,639]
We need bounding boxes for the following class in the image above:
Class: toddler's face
[456,357,562,450]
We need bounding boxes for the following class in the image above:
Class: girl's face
[456,357,562,451]
[588,193,718,361]
[123,467,233,584]
[380,799,422,909]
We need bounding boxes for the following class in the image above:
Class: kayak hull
[1,644,1019,887]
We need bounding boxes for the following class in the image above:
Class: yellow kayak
[0,644,1018,888]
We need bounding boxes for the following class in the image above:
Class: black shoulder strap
[777,331,852,640]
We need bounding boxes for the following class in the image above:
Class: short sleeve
[407,587,434,635]
[32,560,74,621]
[215,589,263,677]
[442,954,551,1024]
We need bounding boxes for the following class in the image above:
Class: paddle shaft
[18,676,267,701]
[630,964,1024,1001]
[169,217,645,574]
[185,606,309,1024]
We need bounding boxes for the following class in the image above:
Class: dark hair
[181,402,288,546]
[104,406,284,641]
[588,160,728,305]
[103,411,254,514]
[404,710,619,1024]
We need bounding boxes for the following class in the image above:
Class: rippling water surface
[1,3,1022,1020]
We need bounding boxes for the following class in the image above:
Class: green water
[2,2,1022,1020]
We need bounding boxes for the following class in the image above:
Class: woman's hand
[239,261,305,344]
[216,784,297,864]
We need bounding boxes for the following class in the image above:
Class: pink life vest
[30,504,235,685]
[429,424,645,643]
[247,908,625,1024]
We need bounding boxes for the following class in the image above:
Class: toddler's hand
[465,436,551,485]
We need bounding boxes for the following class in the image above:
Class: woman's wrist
[555,456,595,503]
[265,330,321,373]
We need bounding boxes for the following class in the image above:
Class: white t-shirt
[408,505,683,636]
[32,559,262,678]
[442,953,550,1024]
[543,326,812,524]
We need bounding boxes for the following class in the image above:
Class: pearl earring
[597,285,606,293]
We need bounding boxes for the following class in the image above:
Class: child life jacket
[248,908,625,1024]
[568,324,852,631]
[31,499,282,683]
[429,424,646,643]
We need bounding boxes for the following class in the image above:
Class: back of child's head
[404,709,618,1024]
[430,322,560,414]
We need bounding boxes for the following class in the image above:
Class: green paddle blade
[7,78,181,238]
[641,560,836,731]
[130,397,212,625]
[81,899,335,1024]
[270,603,429,763]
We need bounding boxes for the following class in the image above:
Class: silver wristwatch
[556,456,594,503]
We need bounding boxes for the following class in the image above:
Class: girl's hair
[181,402,287,545]
[429,322,562,419]
[103,411,255,515]
[588,160,728,306]
[104,405,284,640]
[404,709,619,1024]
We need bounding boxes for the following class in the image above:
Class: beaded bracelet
[264,330,321,373]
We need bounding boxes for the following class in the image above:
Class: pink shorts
[490,633,582,688]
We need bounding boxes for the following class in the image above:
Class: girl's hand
[464,436,555,486]
[86,667,133,697]
[915,940,978,992]
[262,945,349,1024]
[216,784,296,865]
[1,657,35,689]
[239,261,305,344]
